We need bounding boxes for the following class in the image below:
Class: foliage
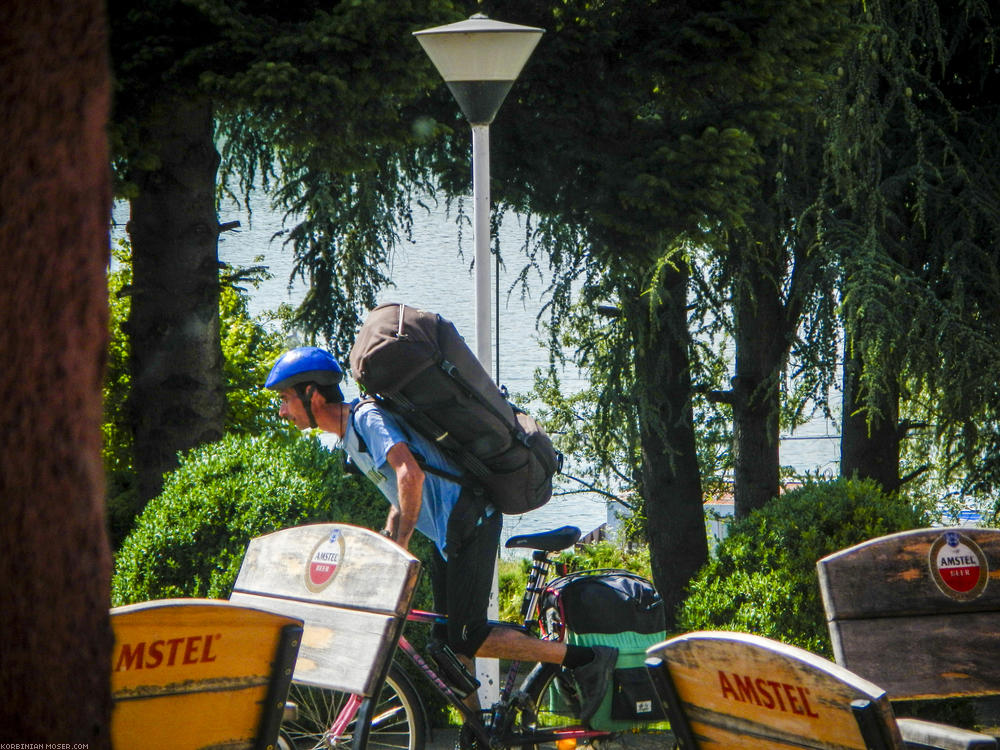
[822,0,1000,495]
[104,241,288,548]
[108,0,463,356]
[533,289,734,539]
[103,240,134,513]
[497,559,533,625]
[218,265,288,435]
[676,478,931,655]
[558,541,653,580]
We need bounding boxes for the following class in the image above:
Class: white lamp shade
[414,15,543,124]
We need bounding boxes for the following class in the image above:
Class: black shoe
[554,670,582,715]
[572,645,618,723]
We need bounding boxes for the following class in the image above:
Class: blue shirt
[334,399,463,556]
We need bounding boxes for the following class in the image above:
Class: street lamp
[414,13,543,705]
[413,14,543,372]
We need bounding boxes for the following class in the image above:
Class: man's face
[277,387,310,429]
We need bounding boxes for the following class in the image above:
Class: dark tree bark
[708,224,822,520]
[127,94,226,505]
[730,249,788,519]
[0,0,112,744]
[840,346,901,491]
[626,266,708,629]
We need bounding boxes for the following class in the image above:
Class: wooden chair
[230,523,421,750]
[645,630,996,749]
[817,527,1000,739]
[110,598,303,750]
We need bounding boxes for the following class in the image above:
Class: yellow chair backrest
[110,598,302,750]
[646,631,903,750]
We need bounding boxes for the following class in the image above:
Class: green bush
[676,477,931,656]
[112,429,391,604]
[559,540,653,579]
[112,427,455,721]
[498,559,532,623]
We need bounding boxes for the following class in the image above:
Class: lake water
[113,194,841,552]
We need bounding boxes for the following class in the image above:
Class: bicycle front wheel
[282,663,427,750]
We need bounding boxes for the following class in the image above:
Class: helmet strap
[297,384,319,429]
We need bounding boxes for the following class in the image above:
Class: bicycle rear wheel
[282,663,427,750]
[516,662,586,750]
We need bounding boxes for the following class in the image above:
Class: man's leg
[473,624,617,722]
[442,491,502,661]
[443,491,616,727]
[438,489,503,750]
[475,623,566,662]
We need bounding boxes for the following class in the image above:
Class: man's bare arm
[385,442,424,550]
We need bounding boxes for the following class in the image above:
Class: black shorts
[429,489,502,658]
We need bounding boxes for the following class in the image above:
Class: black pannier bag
[348,303,561,514]
[539,570,667,730]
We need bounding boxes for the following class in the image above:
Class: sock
[562,644,595,669]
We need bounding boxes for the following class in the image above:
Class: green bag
[538,570,667,731]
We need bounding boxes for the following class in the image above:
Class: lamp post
[414,13,543,704]
[413,14,543,373]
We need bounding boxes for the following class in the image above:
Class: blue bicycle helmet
[265,347,343,391]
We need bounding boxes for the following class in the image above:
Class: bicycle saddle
[505,525,581,552]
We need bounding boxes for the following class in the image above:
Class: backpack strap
[348,397,374,454]
[351,397,479,490]
[341,399,372,476]
[375,392,493,482]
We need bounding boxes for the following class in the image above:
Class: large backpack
[538,570,667,731]
[348,303,561,515]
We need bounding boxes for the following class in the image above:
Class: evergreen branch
[706,388,737,406]
[899,465,930,487]
[557,472,636,511]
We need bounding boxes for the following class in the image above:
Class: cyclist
[266,347,617,741]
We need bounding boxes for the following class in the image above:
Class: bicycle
[279,524,613,750]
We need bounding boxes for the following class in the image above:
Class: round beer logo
[929,531,988,601]
[306,529,345,592]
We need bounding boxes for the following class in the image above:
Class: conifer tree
[823,0,1000,497]
[453,0,855,619]
[108,0,457,512]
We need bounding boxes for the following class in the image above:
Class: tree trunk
[840,345,901,491]
[729,248,788,518]
[0,0,112,743]
[127,94,225,508]
[626,266,708,630]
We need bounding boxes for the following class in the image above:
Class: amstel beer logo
[306,528,345,593]
[929,530,988,601]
